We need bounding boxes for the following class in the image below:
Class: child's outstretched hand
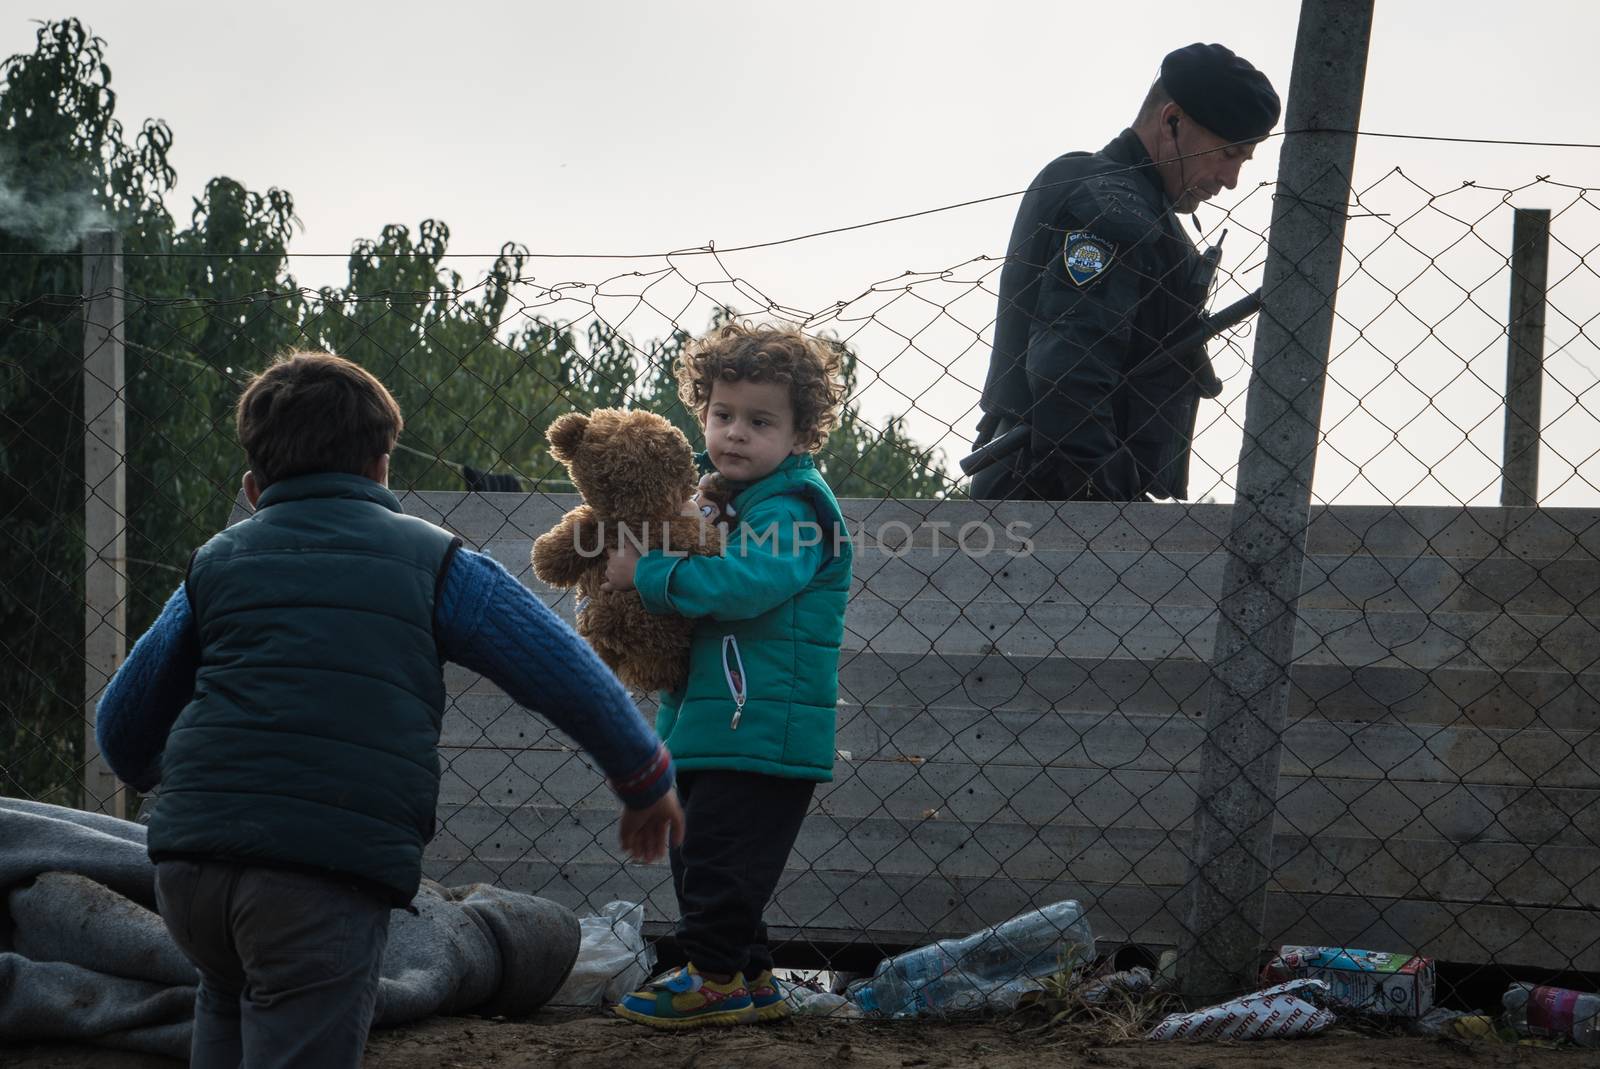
[618,788,686,863]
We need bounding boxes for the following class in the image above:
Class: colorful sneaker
[747,969,791,1022]
[613,964,756,1029]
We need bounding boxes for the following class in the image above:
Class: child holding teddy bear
[602,322,854,1029]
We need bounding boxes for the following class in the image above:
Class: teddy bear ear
[546,412,589,462]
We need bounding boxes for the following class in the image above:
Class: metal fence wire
[4,167,1600,1012]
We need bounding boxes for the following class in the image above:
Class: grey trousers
[155,860,391,1069]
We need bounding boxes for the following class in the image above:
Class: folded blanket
[0,798,580,1058]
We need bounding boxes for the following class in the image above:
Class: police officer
[970,43,1280,502]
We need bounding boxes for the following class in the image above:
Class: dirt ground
[4,1011,1593,1069]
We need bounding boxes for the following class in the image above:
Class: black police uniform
[971,128,1212,502]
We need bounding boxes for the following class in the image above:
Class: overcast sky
[9,2,1599,503]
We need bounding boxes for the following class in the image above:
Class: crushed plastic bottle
[847,900,1094,1018]
[1503,982,1600,1047]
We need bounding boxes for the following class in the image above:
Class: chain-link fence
[5,164,1600,1014]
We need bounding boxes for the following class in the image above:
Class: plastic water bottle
[1503,982,1600,1046]
[848,901,1094,1018]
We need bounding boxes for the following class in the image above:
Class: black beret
[1161,43,1281,143]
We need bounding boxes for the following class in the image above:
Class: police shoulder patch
[1064,231,1115,287]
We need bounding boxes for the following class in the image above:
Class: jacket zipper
[721,634,747,730]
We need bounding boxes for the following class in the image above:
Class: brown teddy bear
[531,408,723,693]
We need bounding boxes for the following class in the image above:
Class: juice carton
[1262,945,1435,1017]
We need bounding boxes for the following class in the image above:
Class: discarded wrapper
[1082,966,1155,1004]
[1410,1007,1509,1042]
[1147,979,1336,1040]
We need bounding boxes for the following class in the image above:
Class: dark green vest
[147,473,459,904]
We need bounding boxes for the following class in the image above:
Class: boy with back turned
[95,350,684,1069]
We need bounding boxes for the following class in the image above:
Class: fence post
[1500,208,1550,508]
[82,228,127,818]
[1180,0,1373,1003]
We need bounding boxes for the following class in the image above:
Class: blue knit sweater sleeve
[94,584,200,793]
[436,548,673,808]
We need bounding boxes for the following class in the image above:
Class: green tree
[0,20,300,802]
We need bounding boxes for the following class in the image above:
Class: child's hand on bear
[692,472,737,529]
[601,541,641,593]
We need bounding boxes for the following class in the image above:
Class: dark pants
[155,860,391,1069]
[669,770,815,978]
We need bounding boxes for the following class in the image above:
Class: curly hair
[675,322,847,452]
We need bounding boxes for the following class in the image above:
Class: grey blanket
[0,798,580,1058]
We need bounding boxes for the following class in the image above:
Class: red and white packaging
[1147,979,1336,1041]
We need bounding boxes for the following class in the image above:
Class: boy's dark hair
[675,322,847,452]
[236,350,403,488]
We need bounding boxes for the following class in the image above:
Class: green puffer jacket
[634,454,851,780]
